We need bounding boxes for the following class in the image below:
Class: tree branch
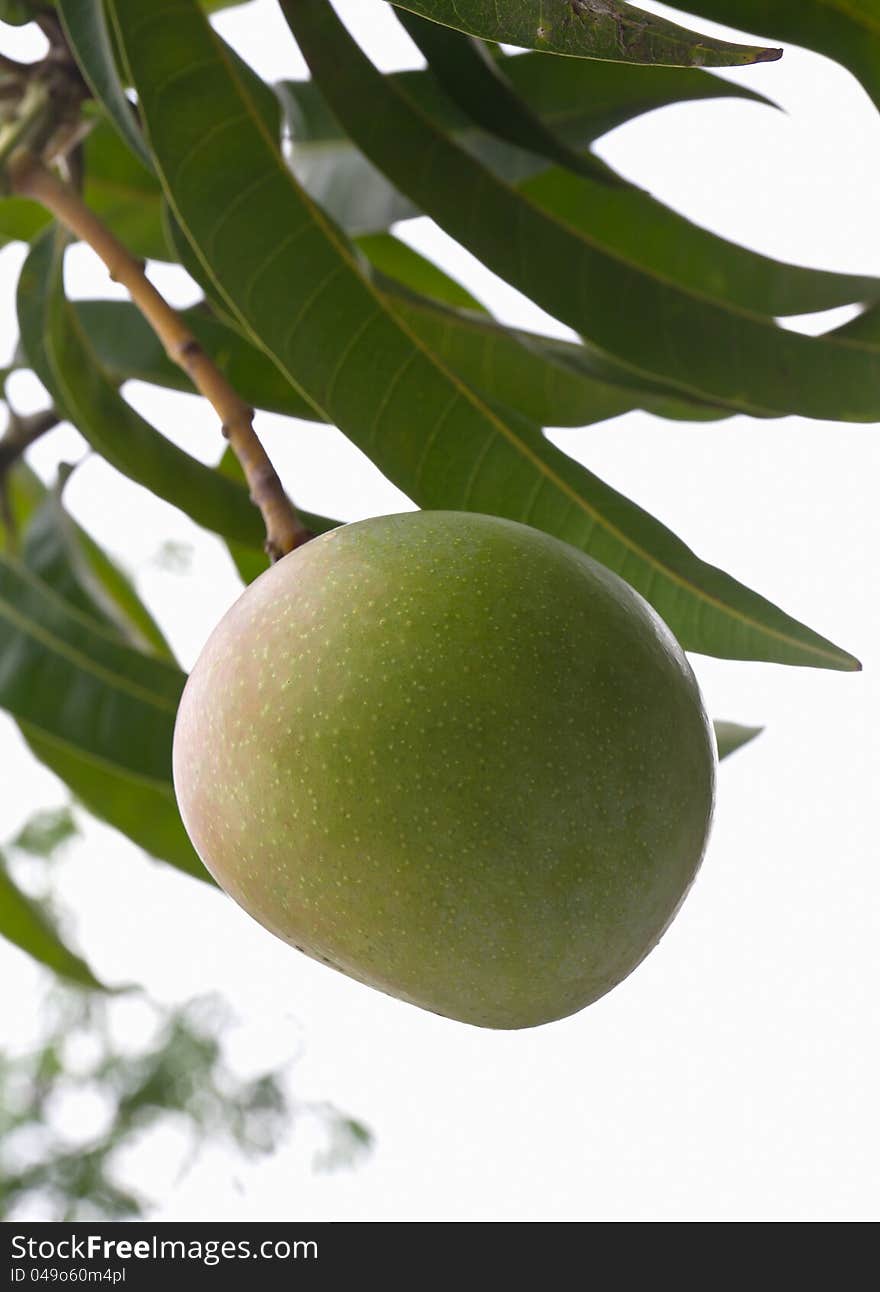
[0,406,60,476]
[8,149,311,561]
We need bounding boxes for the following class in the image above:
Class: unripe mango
[173,511,715,1028]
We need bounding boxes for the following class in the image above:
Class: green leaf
[663,1,880,112]
[285,0,880,422]
[383,288,732,425]
[0,848,107,989]
[0,467,205,880]
[358,238,731,420]
[832,305,880,346]
[111,0,857,671]
[357,233,487,313]
[385,0,782,65]
[20,725,210,883]
[521,165,880,317]
[395,8,618,185]
[0,197,49,248]
[74,291,726,431]
[10,806,78,859]
[56,0,153,170]
[714,721,763,760]
[15,465,174,658]
[202,0,254,11]
[80,120,169,261]
[17,228,267,549]
[22,486,129,632]
[280,52,774,233]
[74,299,322,421]
[0,553,183,783]
[0,0,35,25]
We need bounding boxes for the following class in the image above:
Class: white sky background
[0,0,878,1221]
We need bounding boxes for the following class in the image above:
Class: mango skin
[173,511,715,1029]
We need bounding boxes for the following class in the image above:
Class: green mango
[173,512,715,1028]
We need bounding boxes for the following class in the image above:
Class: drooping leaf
[279,52,774,232]
[74,290,727,431]
[385,0,782,65]
[663,0,880,112]
[17,228,267,550]
[520,165,880,317]
[20,725,210,883]
[111,0,858,671]
[0,848,107,989]
[380,288,732,425]
[14,464,174,658]
[56,0,153,169]
[0,554,182,784]
[285,0,880,422]
[395,8,619,185]
[0,465,205,880]
[22,487,131,632]
[714,721,763,760]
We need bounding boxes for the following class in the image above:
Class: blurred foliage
[0,809,371,1220]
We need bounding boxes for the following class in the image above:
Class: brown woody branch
[0,406,60,476]
[8,148,310,561]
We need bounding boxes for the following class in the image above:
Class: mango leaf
[381,289,732,425]
[357,232,487,312]
[1,462,172,658]
[80,120,170,261]
[385,0,782,65]
[16,465,173,658]
[17,228,267,550]
[280,53,774,232]
[74,299,322,421]
[56,0,153,169]
[396,8,619,185]
[356,238,730,419]
[111,0,857,671]
[285,0,880,423]
[0,554,182,783]
[663,1,880,111]
[714,721,763,760]
[520,165,880,318]
[0,549,208,879]
[0,848,108,989]
[0,198,48,248]
[74,291,726,431]
[832,305,880,346]
[0,0,34,23]
[0,464,204,877]
[10,806,78,859]
[20,725,210,883]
